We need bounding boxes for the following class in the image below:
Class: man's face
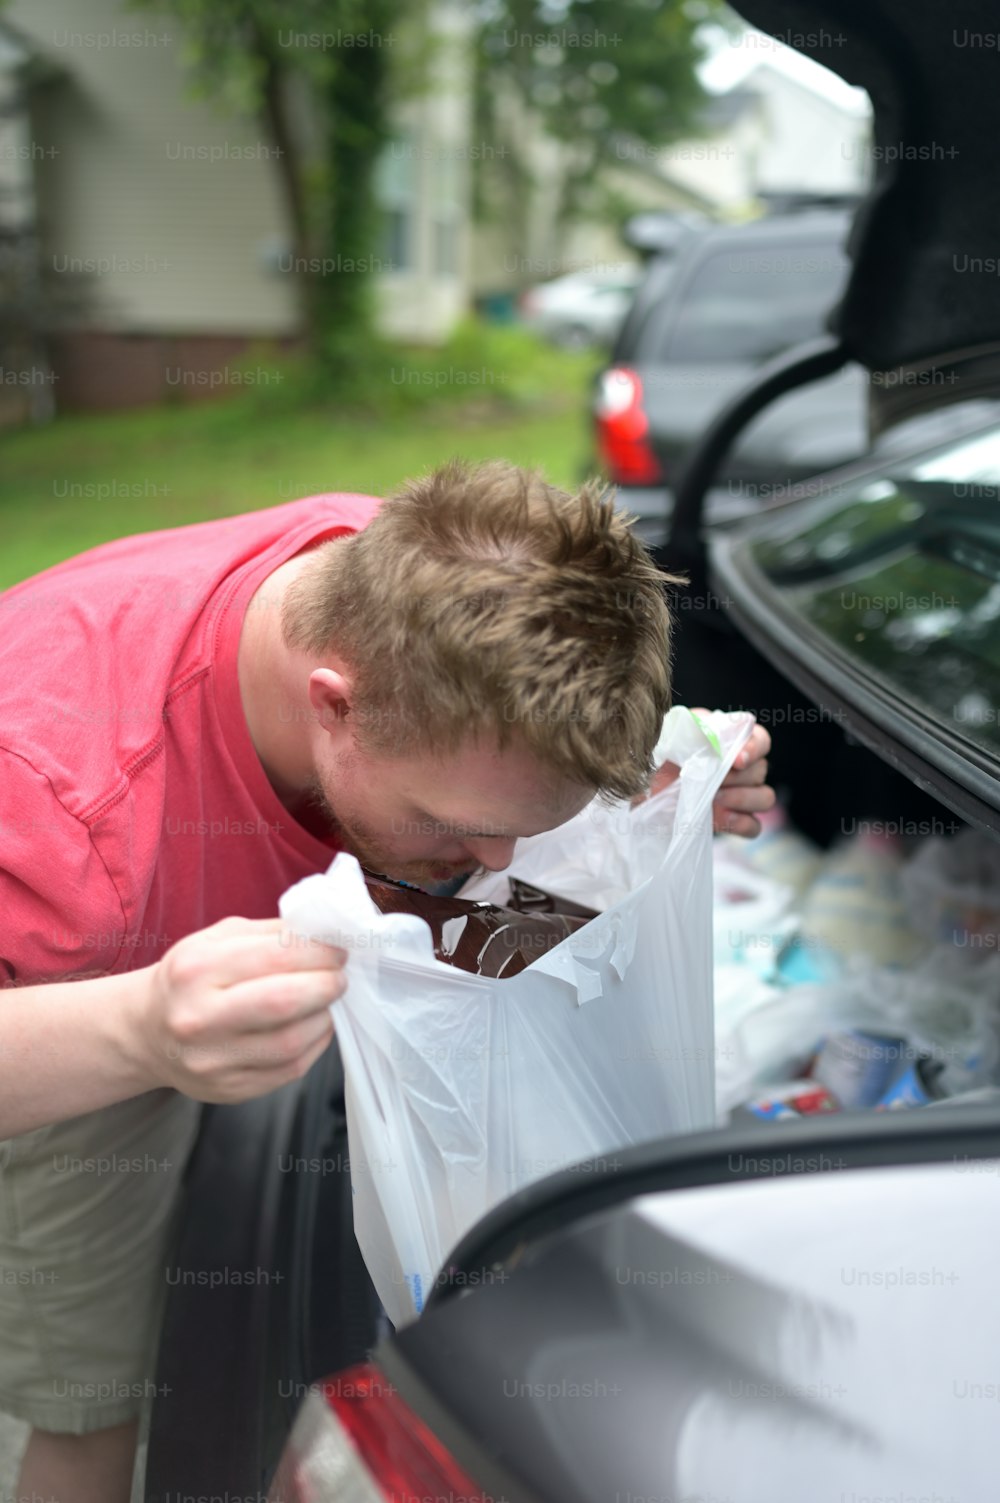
[305,730,595,888]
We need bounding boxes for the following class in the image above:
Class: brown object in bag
[364,875,597,979]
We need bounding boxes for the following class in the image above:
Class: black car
[141,420,1000,1503]
[267,1105,1000,1503]
[594,207,869,540]
[144,0,1000,1498]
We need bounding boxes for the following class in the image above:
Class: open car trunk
[734,0,1000,415]
[144,4,1000,1498]
[664,0,1000,840]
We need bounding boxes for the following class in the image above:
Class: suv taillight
[268,1362,492,1503]
[594,367,664,485]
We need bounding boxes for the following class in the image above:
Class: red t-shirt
[0,493,381,985]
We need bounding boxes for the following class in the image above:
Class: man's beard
[299,776,484,890]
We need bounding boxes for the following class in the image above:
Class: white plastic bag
[710,851,798,980]
[278,707,754,1326]
[901,826,1000,946]
[714,941,1000,1112]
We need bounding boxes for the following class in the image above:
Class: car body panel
[636,359,867,484]
[144,1040,385,1503]
[388,1146,1000,1503]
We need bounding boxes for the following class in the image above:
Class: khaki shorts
[0,1088,203,1434]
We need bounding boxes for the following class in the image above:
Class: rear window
[749,427,1000,761]
[641,241,850,365]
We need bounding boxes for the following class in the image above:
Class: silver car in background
[519,265,644,349]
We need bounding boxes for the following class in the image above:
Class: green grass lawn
[0,327,601,588]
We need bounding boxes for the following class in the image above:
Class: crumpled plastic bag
[901,826,1000,947]
[710,852,798,981]
[715,942,1000,1113]
[279,706,754,1325]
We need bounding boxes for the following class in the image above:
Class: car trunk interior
[668,602,956,851]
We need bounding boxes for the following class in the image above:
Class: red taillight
[268,1362,492,1503]
[594,366,664,485]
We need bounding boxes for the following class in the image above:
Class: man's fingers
[716,812,763,838]
[722,758,769,788]
[235,1005,337,1072]
[181,925,347,989]
[714,784,776,816]
[213,967,348,1034]
[734,723,770,763]
[233,1017,338,1092]
[167,1005,337,1081]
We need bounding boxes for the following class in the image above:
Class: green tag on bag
[690,710,723,758]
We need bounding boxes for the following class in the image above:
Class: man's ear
[307,667,353,734]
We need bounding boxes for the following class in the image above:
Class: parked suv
[594,209,868,538]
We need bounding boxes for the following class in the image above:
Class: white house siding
[644,69,870,217]
[2,0,473,406]
[738,64,872,196]
[0,26,62,422]
[0,29,34,232]
[6,0,299,338]
[375,3,474,342]
[653,110,770,215]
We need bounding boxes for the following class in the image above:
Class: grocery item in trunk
[794,830,926,972]
[875,1054,947,1109]
[736,1080,840,1122]
[811,1029,912,1109]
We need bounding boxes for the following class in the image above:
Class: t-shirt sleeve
[0,751,126,985]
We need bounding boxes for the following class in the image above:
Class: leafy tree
[125,0,730,367]
[475,0,731,280]
[128,0,427,377]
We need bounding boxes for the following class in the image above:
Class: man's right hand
[142,916,347,1103]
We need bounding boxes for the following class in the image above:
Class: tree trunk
[249,16,320,349]
[314,16,394,375]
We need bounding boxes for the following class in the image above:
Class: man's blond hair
[282,459,681,800]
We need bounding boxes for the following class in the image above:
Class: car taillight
[268,1362,493,1503]
[594,366,664,485]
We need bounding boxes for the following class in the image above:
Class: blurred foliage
[474,0,735,273]
[0,322,601,585]
[220,316,601,416]
[127,0,430,382]
[123,0,730,376]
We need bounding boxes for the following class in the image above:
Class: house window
[431,149,462,279]
[383,208,410,272]
[433,217,458,276]
[374,137,414,273]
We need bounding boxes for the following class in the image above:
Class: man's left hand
[646,712,775,838]
[711,717,774,837]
